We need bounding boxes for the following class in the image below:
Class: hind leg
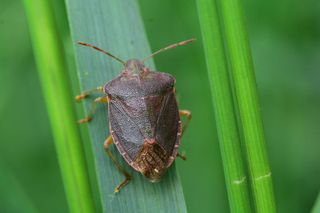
[104,135,132,193]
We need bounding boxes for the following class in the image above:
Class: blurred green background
[1,0,319,212]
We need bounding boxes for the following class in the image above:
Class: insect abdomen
[134,139,168,181]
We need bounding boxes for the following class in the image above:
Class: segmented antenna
[141,38,196,62]
[77,42,126,65]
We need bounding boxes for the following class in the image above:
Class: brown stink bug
[75,39,194,193]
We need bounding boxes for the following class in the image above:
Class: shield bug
[76,39,194,193]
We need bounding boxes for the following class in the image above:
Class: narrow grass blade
[312,192,320,213]
[196,0,252,212]
[219,0,277,212]
[0,166,38,213]
[23,1,95,213]
[64,0,187,212]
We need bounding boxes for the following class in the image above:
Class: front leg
[75,86,104,102]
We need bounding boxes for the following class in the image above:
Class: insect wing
[154,91,180,163]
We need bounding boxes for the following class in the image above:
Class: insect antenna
[78,42,126,65]
[141,38,196,63]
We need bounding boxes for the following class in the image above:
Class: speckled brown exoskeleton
[75,39,193,193]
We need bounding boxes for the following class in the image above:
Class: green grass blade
[0,166,38,213]
[219,0,277,212]
[312,193,320,213]
[64,0,187,212]
[196,0,252,212]
[23,1,96,213]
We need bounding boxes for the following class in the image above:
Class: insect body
[76,39,193,193]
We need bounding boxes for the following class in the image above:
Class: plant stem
[219,0,277,212]
[23,1,95,213]
[196,0,253,212]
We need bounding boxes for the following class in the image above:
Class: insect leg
[103,135,132,193]
[75,86,104,102]
[176,110,192,161]
[177,153,186,161]
[78,96,109,124]
[179,110,192,136]
[174,89,189,151]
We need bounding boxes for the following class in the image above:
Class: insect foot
[75,92,89,102]
[114,174,132,193]
[77,117,92,124]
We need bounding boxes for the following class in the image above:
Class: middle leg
[179,110,192,136]
[177,110,192,160]
[78,96,109,124]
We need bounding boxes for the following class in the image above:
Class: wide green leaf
[65,0,187,212]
